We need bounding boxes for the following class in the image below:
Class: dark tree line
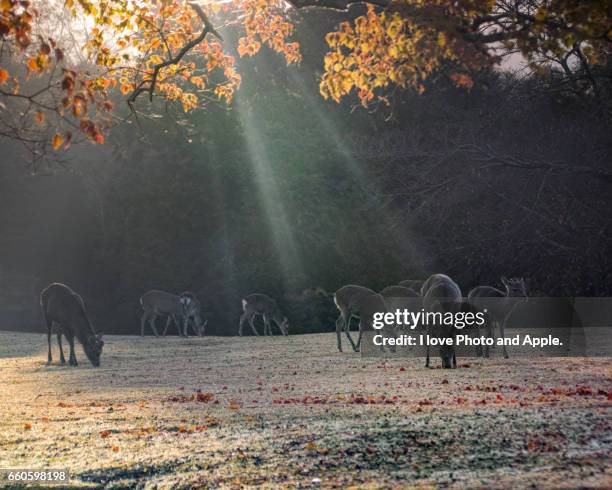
[0,17,610,335]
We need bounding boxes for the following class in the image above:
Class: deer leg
[148,313,160,337]
[500,319,509,359]
[186,317,197,337]
[335,315,344,352]
[182,315,189,338]
[453,349,457,368]
[343,314,358,352]
[355,319,364,353]
[140,311,149,337]
[57,330,66,364]
[484,320,492,358]
[474,323,483,357]
[263,314,272,336]
[386,323,397,353]
[238,312,248,336]
[67,334,77,366]
[45,316,53,364]
[248,314,260,336]
[162,316,172,336]
[425,326,431,368]
[170,315,185,337]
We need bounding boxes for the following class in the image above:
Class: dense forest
[1,11,611,335]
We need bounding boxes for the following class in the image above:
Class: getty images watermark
[361,297,612,357]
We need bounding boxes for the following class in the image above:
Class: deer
[421,273,462,369]
[467,277,528,359]
[397,279,425,293]
[380,285,421,333]
[238,294,289,336]
[333,285,376,352]
[140,290,204,338]
[161,292,207,337]
[40,283,104,367]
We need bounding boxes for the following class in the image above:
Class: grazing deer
[238,294,289,336]
[398,279,425,293]
[380,286,420,333]
[162,292,207,337]
[353,292,394,353]
[140,290,200,338]
[333,285,376,352]
[421,274,462,369]
[468,277,527,359]
[40,283,104,367]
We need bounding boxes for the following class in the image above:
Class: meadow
[0,331,610,489]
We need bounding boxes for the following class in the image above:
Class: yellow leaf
[534,9,547,22]
[52,133,64,150]
[437,32,446,48]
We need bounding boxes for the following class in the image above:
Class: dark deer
[140,290,203,337]
[397,279,425,293]
[40,283,104,367]
[380,285,420,333]
[161,292,207,337]
[421,274,462,369]
[468,277,528,358]
[333,285,376,352]
[238,294,289,336]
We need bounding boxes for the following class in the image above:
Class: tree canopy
[0,0,610,158]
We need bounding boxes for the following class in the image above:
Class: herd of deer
[39,273,526,368]
[332,274,527,368]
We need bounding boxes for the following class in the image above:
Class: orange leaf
[196,392,214,403]
[99,430,111,438]
[52,133,63,150]
[93,132,105,145]
[23,422,32,430]
[0,69,8,84]
[27,58,40,72]
[35,111,45,125]
[111,445,120,452]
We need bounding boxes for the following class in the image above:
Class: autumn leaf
[35,111,45,125]
[111,445,120,452]
[99,430,111,438]
[27,58,39,72]
[196,391,214,403]
[52,133,64,150]
[228,401,242,410]
[0,69,8,84]
[23,422,32,430]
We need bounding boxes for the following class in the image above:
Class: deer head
[501,277,528,299]
[278,316,289,336]
[84,333,104,367]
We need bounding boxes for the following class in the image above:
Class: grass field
[0,331,610,489]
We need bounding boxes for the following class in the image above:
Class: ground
[0,331,610,489]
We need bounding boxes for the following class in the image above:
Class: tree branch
[127,2,222,108]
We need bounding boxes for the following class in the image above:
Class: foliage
[0,0,609,155]
[320,0,611,105]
